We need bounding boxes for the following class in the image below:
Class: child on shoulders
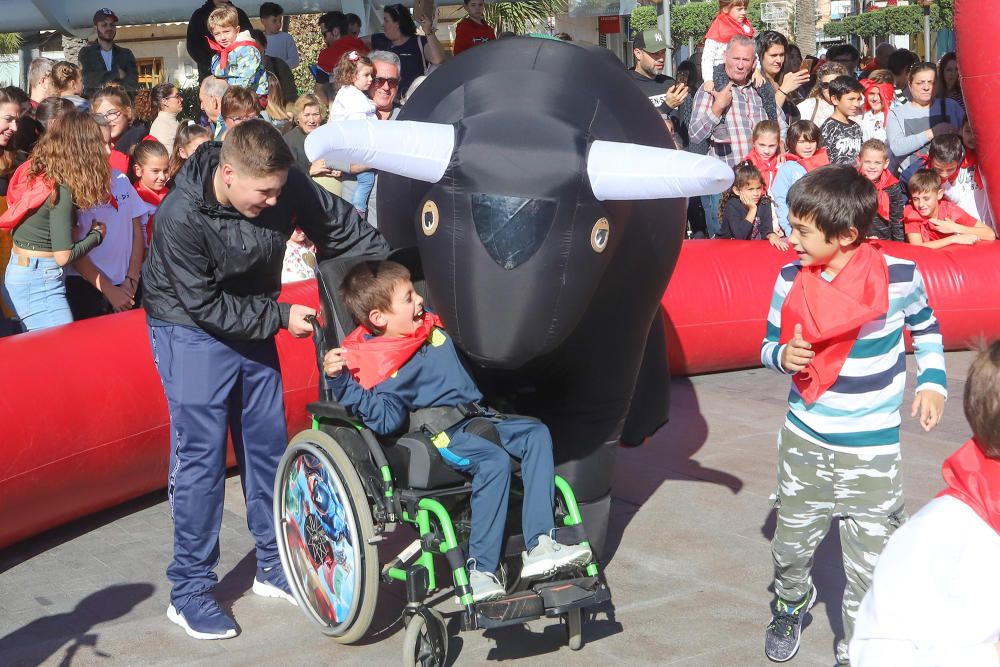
[760,166,947,665]
[717,161,786,249]
[323,261,593,602]
[851,340,1000,666]
[857,139,905,241]
[328,51,377,218]
[208,5,269,102]
[701,0,755,88]
[820,75,866,165]
[904,169,996,249]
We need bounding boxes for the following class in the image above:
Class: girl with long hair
[0,111,107,331]
[91,85,149,163]
[935,52,963,109]
[51,62,88,111]
[136,83,185,154]
[167,121,212,186]
[0,88,25,332]
[717,160,785,248]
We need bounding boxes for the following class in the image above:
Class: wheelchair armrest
[307,400,354,422]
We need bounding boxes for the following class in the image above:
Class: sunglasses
[373,76,400,89]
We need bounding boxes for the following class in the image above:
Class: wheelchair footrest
[472,590,546,629]
[534,576,612,616]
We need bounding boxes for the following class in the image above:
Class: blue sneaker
[167,593,238,640]
[252,565,298,606]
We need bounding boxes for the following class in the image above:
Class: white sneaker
[468,559,505,603]
[520,533,592,580]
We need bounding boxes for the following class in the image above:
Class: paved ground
[0,351,977,667]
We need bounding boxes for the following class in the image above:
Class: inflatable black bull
[307,37,732,554]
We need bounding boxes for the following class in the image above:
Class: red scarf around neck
[342,312,444,389]
[861,80,893,125]
[784,149,830,173]
[207,35,261,71]
[705,11,755,43]
[744,149,780,192]
[863,168,899,221]
[919,150,985,189]
[779,242,889,404]
[938,438,1000,534]
[134,180,168,245]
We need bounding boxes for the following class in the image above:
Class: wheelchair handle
[305,314,333,401]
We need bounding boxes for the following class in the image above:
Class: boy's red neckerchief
[861,167,899,221]
[938,438,1000,534]
[779,242,889,405]
[206,36,261,71]
[341,312,444,389]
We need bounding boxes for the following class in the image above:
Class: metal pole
[923,6,931,62]
[657,0,673,77]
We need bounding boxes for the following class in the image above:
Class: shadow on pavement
[0,583,155,667]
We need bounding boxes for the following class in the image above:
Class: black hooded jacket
[142,141,389,340]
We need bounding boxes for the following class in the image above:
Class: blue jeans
[442,417,556,573]
[353,171,375,213]
[701,193,722,237]
[2,255,72,332]
[148,323,287,606]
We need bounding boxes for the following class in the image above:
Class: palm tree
[0,33,23,55]
[484,0,568,35]
[794,0,817,56]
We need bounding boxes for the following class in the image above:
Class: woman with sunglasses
[368,4,445,99]
[795,61,849,129]
[135,83,185,155]
[887,61,966,174]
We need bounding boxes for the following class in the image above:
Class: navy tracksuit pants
[442,417,556,573]
[149,323,287,605]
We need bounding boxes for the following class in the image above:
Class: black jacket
[79,43,139,94]
[718,196,775,240]
[186,0,254,80]
[142,141,389,340]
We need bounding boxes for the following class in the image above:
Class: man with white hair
[363,50,403,228]
[198,76,231,139]
[688,35,784,236]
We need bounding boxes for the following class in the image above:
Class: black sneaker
[764,585,817,662]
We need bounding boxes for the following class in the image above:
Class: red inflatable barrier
[956,0,1000,221]
[0,280,320,550]
[662,240,1000,375]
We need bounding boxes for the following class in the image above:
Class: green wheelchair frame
[273,316,610,666]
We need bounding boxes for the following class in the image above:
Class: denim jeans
[354,171,375,213]
[701,193,723,237]
[2,255,72,332]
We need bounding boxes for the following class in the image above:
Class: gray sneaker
[520,533,593,580]
[468,560,505,603]
[764,585,817,662]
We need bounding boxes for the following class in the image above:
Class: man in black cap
[628,28,688,130]
[78,8,139,95]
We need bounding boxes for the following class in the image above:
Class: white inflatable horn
[586,140,735,201]
[304,120,456,184]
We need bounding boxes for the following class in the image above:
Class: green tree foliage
[289,13,324,100]
[484,0,568,34]
[629,5,657,38]
[823,2,951,39]
[0,33,22,54]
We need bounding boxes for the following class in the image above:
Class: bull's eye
[421,200,439,236]
[591,218,610,253]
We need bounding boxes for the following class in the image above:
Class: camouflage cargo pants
[771,427,906,665]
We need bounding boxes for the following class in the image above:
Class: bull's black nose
[471,194,557,270]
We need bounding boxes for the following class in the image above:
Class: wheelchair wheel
[566,608,583,650]
[273,429,380,643]
[402,608,448,667]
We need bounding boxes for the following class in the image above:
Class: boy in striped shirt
[759,166,946,665]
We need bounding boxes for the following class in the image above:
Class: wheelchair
[272,251,612,665]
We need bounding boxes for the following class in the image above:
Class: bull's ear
[304,120,455,183]
[586,140,734,201]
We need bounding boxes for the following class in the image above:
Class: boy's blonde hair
[908,169,942,196]
[339,261,412,332]
[859,139,889,161]
[965,340,1000,459]
[208,5,240,31]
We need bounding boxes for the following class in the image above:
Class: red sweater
[453,18,496,55]
[317,36,369,74]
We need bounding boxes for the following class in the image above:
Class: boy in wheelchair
[321,260,593,602]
